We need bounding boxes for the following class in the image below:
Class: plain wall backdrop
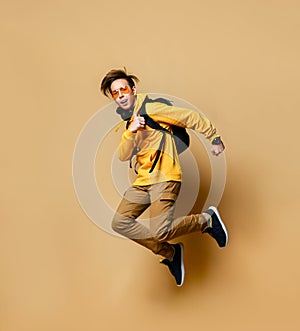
[1,1,300,330]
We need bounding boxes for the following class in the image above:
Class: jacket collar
[116,93,147,121]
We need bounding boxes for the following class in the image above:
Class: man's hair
[100,68,139,97]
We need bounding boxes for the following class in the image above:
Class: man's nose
[118,90,124,98]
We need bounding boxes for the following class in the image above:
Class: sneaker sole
[177,242,185,287]
[208,206,229,248]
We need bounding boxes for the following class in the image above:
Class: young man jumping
[100,68,228,286]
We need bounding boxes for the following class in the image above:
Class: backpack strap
[125,96,174,173]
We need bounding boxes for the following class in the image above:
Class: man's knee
[111,213,133,236]
[111,214,124,234]
[152,226,169,242]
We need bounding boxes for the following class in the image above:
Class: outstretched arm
[148,103,225,156]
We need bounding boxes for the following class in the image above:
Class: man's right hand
[129,114,145,133]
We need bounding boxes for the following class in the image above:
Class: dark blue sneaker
[160,243,185,286]
[203,206,228,248]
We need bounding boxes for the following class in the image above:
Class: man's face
[110,78,136,110]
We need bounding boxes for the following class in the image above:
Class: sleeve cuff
[123,130,136,140]
[209,135,221,143]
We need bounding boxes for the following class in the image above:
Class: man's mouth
[120,99,128,104]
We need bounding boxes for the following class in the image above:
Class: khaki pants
[112,181,208,257]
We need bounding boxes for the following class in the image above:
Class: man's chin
[119,104,132,111]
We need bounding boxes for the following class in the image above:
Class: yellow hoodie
[118,94,220,186]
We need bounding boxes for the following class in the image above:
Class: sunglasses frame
[111,85,131,99]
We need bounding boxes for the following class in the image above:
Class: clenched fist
[129,114,145,133]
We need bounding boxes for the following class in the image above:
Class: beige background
[1,1,300,330]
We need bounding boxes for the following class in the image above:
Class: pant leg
[112,185,174,256]
[137,181,208,257]
[112,185,152,240]
[112,182,208,258]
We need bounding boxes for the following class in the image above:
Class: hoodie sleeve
[118,129,137,161]
[147,103,220,142]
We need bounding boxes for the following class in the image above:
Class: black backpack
[117,96,190,172]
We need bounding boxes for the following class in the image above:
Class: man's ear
[132,86,137,95]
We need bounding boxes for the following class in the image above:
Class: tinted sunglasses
[111,85,131,99]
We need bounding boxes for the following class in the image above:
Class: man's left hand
[211,142,225,156]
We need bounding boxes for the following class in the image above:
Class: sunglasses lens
[120,86,130,93]
[112,91,118,99]
[112,86,130,99]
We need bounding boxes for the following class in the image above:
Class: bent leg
[112,184,179,257]
[112,185,151,240]
[148,181,209,248]
[112,182,209,258]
